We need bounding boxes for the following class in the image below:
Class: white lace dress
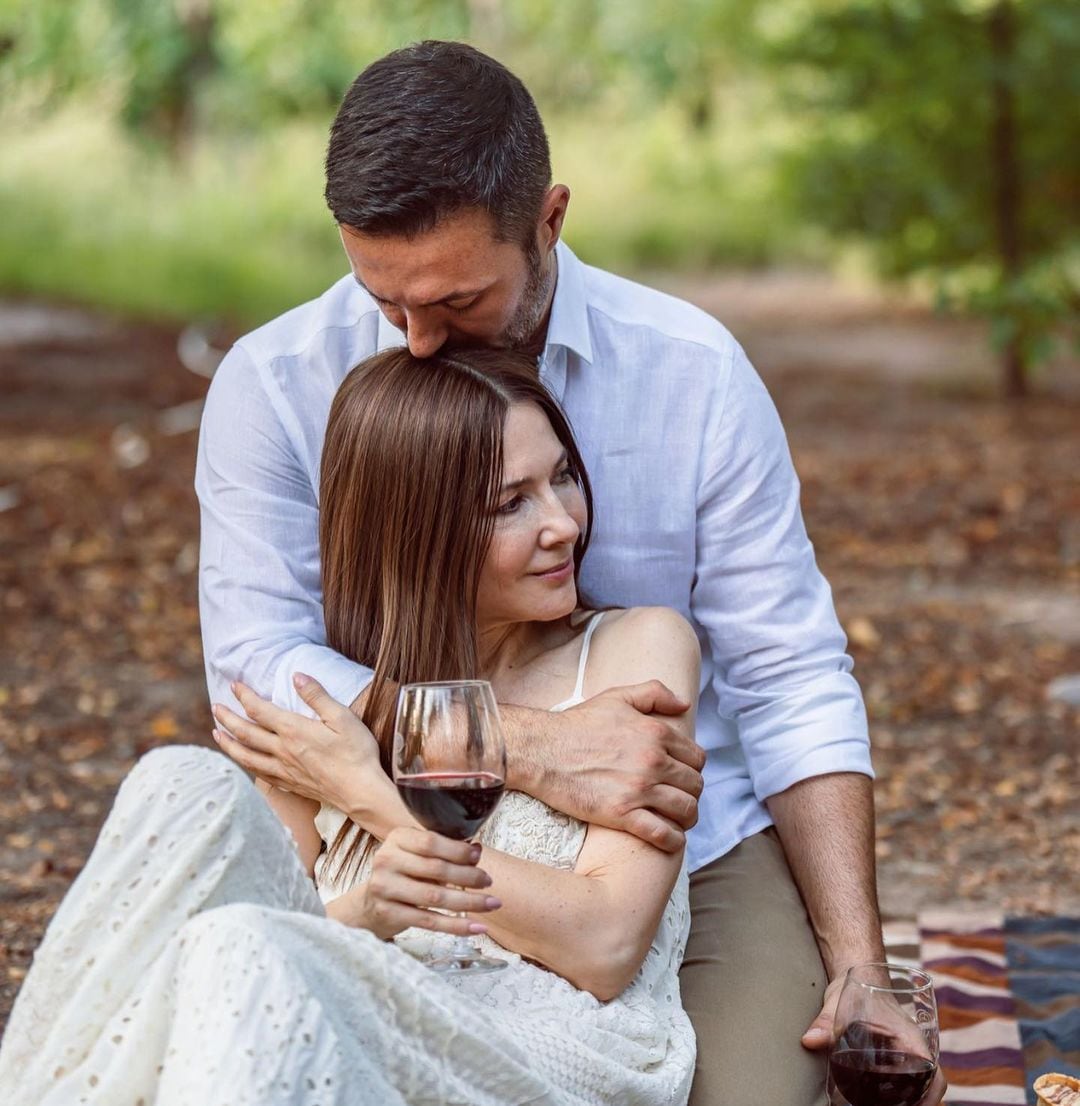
[0,626,695,1105]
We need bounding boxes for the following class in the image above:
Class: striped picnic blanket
[883,911,1080,1106]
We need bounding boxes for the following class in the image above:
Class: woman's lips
[532,558,573,582]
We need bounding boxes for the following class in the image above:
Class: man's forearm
[766,771,885,979]
[496,702,560,797]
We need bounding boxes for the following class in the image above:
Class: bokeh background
[1,0,1078,1030]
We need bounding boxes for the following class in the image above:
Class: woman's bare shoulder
[593,606,699,656]
[586,606,700,698]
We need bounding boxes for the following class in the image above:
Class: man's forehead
[339,220,516,303]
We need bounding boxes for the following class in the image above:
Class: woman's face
[476,402,587,630]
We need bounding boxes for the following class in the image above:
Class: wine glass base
[428,952,507,975]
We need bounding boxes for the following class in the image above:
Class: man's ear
[537,184,571,254]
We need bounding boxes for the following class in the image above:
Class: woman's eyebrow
[499,451,568,494]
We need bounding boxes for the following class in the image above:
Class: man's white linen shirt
[196,241,872,873]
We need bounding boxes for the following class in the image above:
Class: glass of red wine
[392,680,507,974]
[828,964,939,1106]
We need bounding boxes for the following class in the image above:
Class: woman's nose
[540,499,580,547]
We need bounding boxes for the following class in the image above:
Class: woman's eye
[555,465,575,484]
[497,496,522,516]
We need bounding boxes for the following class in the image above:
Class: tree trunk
[988,0,1027,399]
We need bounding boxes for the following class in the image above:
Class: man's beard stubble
[500,240,555,357]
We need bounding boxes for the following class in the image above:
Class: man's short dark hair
[325,41,551,247]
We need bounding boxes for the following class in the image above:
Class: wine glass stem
[450,931,476,961]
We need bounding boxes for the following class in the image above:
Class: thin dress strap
[569,610,606,704]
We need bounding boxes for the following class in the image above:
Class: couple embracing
[1,40,934,1106]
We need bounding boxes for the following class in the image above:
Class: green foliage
[1,0,1075,392]
[771,0,1080,388]
[0,104,796,328]
[0,1,806,325]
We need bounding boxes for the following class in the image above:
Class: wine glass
[828,964,939,1106]
[392,680,508,974]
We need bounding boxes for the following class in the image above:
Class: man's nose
[404,312,448,358]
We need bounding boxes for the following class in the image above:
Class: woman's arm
[253,779,322,879]
[216,609,700,997]
[477,607,701,999]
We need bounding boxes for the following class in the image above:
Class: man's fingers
[645,784,699,832]
[619,680,689,717]
[621,808,686,854]
[666,732,706,773]
[662,758,704,800]
[801,983,840,1050]
[920,1067,948,1106]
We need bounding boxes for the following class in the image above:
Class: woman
[0,348,701,1105]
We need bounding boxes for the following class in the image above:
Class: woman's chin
[525,582,579,624]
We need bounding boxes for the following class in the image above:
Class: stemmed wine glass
[828,964,940,1106]
[392,680,508,974]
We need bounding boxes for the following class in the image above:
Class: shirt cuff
[271,643,373,717]
[739,675,874,801]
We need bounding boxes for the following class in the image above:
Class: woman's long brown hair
[319,347,593,884]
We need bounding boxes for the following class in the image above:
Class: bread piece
[1035,1073,1080,1106]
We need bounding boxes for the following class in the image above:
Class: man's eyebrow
[352,275,485,307]
[499,451,569,494]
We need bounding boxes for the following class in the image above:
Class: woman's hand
[328,828,502,941]
[211,673,383,813]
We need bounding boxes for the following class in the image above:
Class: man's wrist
[498,702,556,796]
[822,943,888,982]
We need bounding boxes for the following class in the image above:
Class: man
[198,40,937,1106]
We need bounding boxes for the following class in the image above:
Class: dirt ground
[1,277,1078,1033]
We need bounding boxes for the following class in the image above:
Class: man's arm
[196,344,372,715]
[201,347,702,851]
[766,773,885,981]
[496,682,705,853]
[692,342,880,983]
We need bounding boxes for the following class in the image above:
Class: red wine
[396,772,505,840]
[829,1049,935,1106]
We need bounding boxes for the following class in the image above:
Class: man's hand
[801,976,948,1106]
[211,673,383,813]
[506,680,704,853]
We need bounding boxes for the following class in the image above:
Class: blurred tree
[0,0,220,159]
[772,0,1080,397]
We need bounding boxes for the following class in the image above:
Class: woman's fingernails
[484,897,502,910]
[468,923,488,934]
[293,673,311,689]
[469,845,482,862]
[230,681,239,696]
[211,729,221,743]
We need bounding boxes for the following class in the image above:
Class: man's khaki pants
[680,827,829,1106]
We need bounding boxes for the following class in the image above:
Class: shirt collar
[544,241,594,365]
[371,238,594,364]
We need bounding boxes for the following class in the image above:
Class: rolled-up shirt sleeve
[195,344,372,717]
[692,341,873,800]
